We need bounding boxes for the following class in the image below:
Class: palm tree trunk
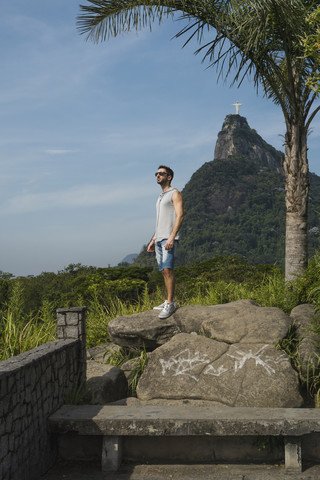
[282,122,309,281]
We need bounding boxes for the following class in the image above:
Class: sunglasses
[155,171,167,177]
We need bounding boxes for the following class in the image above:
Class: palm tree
[77,0,320,281]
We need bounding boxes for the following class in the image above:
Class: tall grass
[177,271,301,314]
[0,284,56,361]
[0,311,56,361]
[85,286,164,348]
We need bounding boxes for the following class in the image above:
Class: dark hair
[158,165,174,180]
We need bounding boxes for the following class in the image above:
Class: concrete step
[41,460,320,480]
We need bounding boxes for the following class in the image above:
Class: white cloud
[0,182,156,215]
[44,149,77,155]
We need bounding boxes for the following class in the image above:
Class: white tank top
[155,188,179,241]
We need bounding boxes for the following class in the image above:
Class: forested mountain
[134,115,320,268]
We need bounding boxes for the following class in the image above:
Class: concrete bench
[48,405,320,473]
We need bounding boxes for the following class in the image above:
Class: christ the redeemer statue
[233,102,242,114]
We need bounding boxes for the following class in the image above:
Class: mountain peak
[221,114,249,129]
[214,114,283,174]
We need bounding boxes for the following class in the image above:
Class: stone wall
[0,307,86,480]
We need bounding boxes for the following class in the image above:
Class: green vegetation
[302,5,320,92]
[1,254,320,400]
[0,263,154,359]
[0,257,316,344]
[64,375,91,405]
[0,282,56,360]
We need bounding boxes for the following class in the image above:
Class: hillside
[134,115,320,268]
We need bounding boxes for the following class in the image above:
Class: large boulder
[104,300,313,407]
[86,360,128,404]
[108,310,180,350]
[136,333,303,408]
[108,300,291,349]
[199,300,291,344]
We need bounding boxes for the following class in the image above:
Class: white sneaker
[158,301,178,319]
[153,300,168,310]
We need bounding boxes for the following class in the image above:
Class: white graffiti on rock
[227,345,288,376]
[159,345,289,381]
[160,349,210,381]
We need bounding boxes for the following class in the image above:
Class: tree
[0,269,14,280]
[77,0,320,280]
[302,4,320,92]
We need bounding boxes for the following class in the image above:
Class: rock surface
[86,360,128,404]
[172,305,219,334]
[200,300,291,344]
[108,300,291,348]
[108,310,180,350]
[136,333,303,407]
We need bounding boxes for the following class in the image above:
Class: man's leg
[162,268,175,303]
[156,239,178,317]
[159,267,177,319]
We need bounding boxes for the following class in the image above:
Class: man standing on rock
[147,165,184,319]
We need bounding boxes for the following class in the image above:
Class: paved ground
[41,461,320,480]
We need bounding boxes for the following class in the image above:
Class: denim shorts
[155,239,177,271]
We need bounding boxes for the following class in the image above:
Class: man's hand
[147,239,155,252]
[164,237,174,250]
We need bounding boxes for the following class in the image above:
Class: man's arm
[165,190,184,250]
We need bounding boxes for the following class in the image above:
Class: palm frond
[78,0,174,41]
[77,0,320,119]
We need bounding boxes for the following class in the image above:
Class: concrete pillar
[284,436,302,473]
[56,307,87,385]
[102,436,123,472]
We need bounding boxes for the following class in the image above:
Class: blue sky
[1,0,319,277]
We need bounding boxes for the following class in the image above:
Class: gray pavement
[41,461,320,480]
